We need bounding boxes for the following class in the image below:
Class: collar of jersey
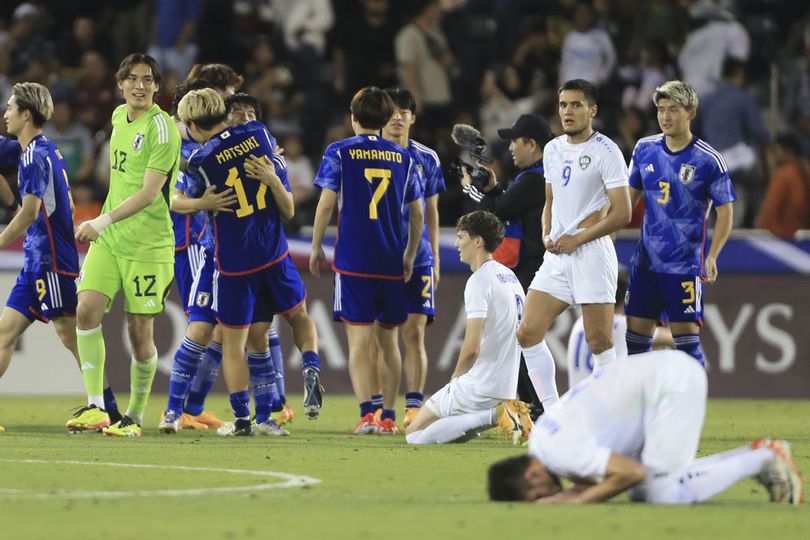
[660,134,698,156]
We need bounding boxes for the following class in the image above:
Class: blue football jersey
[17,135,79,275]
[184,121,287,275]
[0,135,21,167]
[628,135,737,275]
[315,134,423,279]
[172,136,206,251]
[406,139,446,268]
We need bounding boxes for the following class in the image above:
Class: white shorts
[530,235,617,305]
[425,376,501,418]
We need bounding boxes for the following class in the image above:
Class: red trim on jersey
[698,207,710,279]
[333,266,404,280]
[213,219,289,276]
[338,316,374,326]
[215,318,251,329]
[56,269,79,277]
[29,306,49,323]
[278,295,307,315]
[174,215,191,253]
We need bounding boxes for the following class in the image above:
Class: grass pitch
[0,396,808,540]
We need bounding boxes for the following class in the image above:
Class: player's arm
[171,186,236,214]
[0,193,39,249]
[704,202,733,284]
[243,155,294,220]
[536,453,646,504]
[556,186,631,254]
[75,169,168,243]
[451,317,485,379]
[0,172,18,212]
[426,193,440,289]
[310,187,336,277]
[629,186,643,209]
[542,183,555,250]
[404,199,424,282]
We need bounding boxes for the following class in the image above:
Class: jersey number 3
[364,168,391,220]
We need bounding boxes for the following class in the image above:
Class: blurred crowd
[0,0,808,237]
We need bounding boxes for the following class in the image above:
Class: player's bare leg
[376,323,402,433]
[369,324,384,419]
[219,325,254,436]
[581,303,617,374]
[346,324,379,433]
[516,290,567,409]
[283,302,323,419]
[401,313,428,427]
[0,307,33,377]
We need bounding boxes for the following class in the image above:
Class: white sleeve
[464,273,489,319]
[532,417,612,483]
[599,141,630,189]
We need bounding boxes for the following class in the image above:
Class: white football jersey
[462,259,525,400]
[543,132,629,240]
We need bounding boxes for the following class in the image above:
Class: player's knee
[185,323,212,346]
[586,332,613,355]
[516,324,542,348]
[402,322,424,346]
[75,302,103,330]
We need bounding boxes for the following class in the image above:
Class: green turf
[0,396,808,540]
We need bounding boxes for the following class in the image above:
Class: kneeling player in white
[488,350,804,504]
[406,211,525,444]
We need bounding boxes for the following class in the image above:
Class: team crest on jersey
[133,132,145,151]
[196,292,211,308]
[678,164,696,184]
[579,155,592,170]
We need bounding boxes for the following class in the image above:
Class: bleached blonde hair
[11,82,54,126]
[177,88,226,129]
[653,80,699,111]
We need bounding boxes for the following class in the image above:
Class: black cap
[497,114,553,146]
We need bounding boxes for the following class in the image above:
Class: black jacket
[463,160,545,289]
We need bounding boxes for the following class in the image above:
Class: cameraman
[461,114,551,290]
[461,113,553,421]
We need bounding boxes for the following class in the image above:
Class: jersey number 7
[364,168,391,220]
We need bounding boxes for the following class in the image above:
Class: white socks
[592,347,616,375]
[522,340,559,408]
[406,409,495,444]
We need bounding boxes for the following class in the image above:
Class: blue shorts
[333,273,407,326]
[624,265,703,324]
[188,246,218,325]
[6,270,77,322]
[174,243,206,313]
[216,256,306,327]
[405,265,435,321]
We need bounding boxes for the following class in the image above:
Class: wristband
[88,213,113,234]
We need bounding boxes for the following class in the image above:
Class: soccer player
[310,86,423,434]
[488,350,804,505]
[368,87,444,429]
[177,88,323,436]
[516,79,631,412]
[406,211,525,444]
[70,53,180,437]
[624,80,736,365]
[0,83,120,430]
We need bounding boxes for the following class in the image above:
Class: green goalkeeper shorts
[77,241,174,315]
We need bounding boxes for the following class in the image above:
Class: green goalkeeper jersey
[98,103,180,263]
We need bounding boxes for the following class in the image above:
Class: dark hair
[350,86,394,130]
[415,0,440,15]
[116,53,162,86]
[721,57,747,79]
[487,455,532,501]
[171,78,212,116]
[558,78,598,106]
[774,133,801,156]
[456,211,505,253]
[385,87,417,114]
[225,93,263,120]
[187,63,244,91]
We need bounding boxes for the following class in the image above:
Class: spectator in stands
[332,0,399,102]
[479,69,539,151]
[57,17,108,78]
[74,51,117,133]
[511,20,559,97]
[558,1,616,89]
[0,3,55,81]
[42,94,95,186]
[148,0,205,78]
[621,40,674,114]
[282,133,316,230]
[678,0,750,96]
[699,58,769,227]
[757,134,810,239]
[265,0,335,62]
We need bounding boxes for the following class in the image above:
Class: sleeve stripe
[153,115,169,144]
[197,166,212,188]
[271,153,287,169]
[695,140,728,173]
[410,140,441,166]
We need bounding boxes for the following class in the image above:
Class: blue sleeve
[18,152,48,199]
[628,145,642,190]
[271,153,291,192]
[404,158,424,203]
[709,165,737,206]
[183,157,207,198]
[423,154,446,198]
[314,144,341,192]
[0,136,21,167]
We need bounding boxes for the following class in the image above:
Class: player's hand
[310,246,326,277]
[702,256,718,284]
[554,234,580,255]
[273,145,285,156]
[403,255,415,282]
[198,185,237,212]
[75,220,100,243]
[543,235,557,252]
[244,155,278,186]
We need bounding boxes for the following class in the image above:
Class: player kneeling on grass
[406,211,526,444]
[177,88,323,437]
[487,350,804,505]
